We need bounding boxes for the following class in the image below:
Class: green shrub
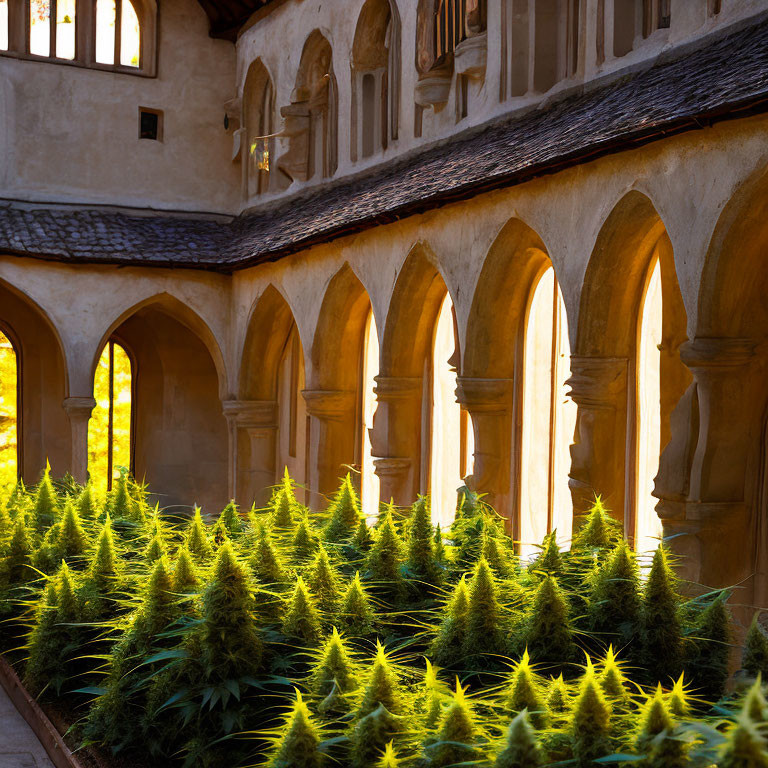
[268,690,324,768]
[570,658,612,767]
[743,614,768,679]
[283,576,323,643]
[338,571,376,636]
[323,474,362,543]
[495,711,543,768]
[523,575,573,667]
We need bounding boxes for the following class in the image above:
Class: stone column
[455,377,514,518]
[222,399,278,506]
[567,356,628,520]
[302,389,357,498]
[370,376,423,505]
[656,338,758,588]
[62,397,96,485]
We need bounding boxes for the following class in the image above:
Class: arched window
[430,292,473,525]
[88,338,133,492]
[0,328,20,490]
[3,0,155,73]
[636,257,663,553]
[242,60,275,197]
[610,0,671,60]
[351,0,400,161]
[505,0,579,97]
[361,310,380,520]
[520,267,576,558]
[278,30,338,183]
[276,323,307,497]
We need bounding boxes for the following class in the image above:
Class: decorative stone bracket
[454,32,487,79]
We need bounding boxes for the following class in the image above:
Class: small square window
[139,108,162,141]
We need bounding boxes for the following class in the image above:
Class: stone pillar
[302,389,357,498]
[222,399,278,506]
[455,377,514,518]
[62,397,96,485]
[656,338,758,589]
[567,357,628,520]
[370,376,423,505]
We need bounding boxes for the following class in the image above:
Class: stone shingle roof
[3,13,768,273]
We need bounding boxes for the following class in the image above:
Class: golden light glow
[0,0,9,51]
[361,310,380,521]
[0,331,18,491]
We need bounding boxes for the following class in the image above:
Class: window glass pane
[88,341,132,492]
[0,331,18,492]
[30,0,51,57]
[56,0,76,60]
[0,0,9,52]
[95,0,115,64]
[361,310,380,522]
[120,0,140,66]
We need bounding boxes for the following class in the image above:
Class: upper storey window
[1,0,155,75]
[611,0,672,59]
[351,0,401,161]
[242,59,275,197]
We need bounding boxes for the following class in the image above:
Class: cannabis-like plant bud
[635,686,686,768]
[293,512,320,562]
[666,673,691,719]
[32,464,59,532]
[506,649,548,728]
[108,473,136,521]
[433,524,446,564]
[744,675,768,724]
[546,674,570,717]
[482,531,516,578]
[718,711,768,768]
[250,522,288,586]
[570,658,612,767]
[350,642,405,768]
[0,501,11,540]
[428,679,478,768]
[306,546,343,616]
[687,592,731,700]
[56,499,89,560]
[524,575,573,667]
[144,532,167,563]
[430,576,470,666]
[338,571,376,636]
[282,576,323,644]
[378,742,400,768]
[641,545,682,685]
[185,506,213,561]
[588,540,641,646]
[217,499,243,536]
[172,544,200,594]
[352,516,374,551]
[76,483,98,521]
[405,496,440,583]
[417,659,448,731]
[268,690,324,768]
[309,627,359,703]
[365,509,406,598]
[3,517,33,584]
[743,613,768,679]
[88,515,120,590]
[271,468,300,530]
[598,646,629,705]
[324,474,363,543]
[532,531,563,577]
[495,710,544,768]
[464,557,506,658]
[571,496,621,552]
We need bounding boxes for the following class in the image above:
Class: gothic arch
[242,58,276,197]
[97,293,229,512]
[574,190,689,542]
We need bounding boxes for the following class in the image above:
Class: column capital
[680,337,757,369]
[456,377,513,411]
[566,356,627,408]
[373,457,411,478]
[222,399,277,429]
[373,376,422,401]
[62,396,97,419]
[302,389,356,421]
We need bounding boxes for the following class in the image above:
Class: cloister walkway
[0,684,55,768]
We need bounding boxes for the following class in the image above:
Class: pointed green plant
[718,711,768,768]
[599,646,629,705]
[571,496,621,552]
[108,473,136,521]
[506,649,548,728]
[309,626,359,711]
[56,499,89,560]
[570,657,612,767]
[172,543,200,594]
[324,474,363,543]
[744,674,768,723]
[76,483,98,521]
[271,468,300,530]
[464,557,507,658]
[546,674,570,718]
[293,512,320,562]
[523,575,573,667]
[495,710,544,768]
[250,522,288,586]
[365,509,406,599]
[428,678,478,768]
[430,575,470,666]
[642,545,682,685]
[3,517,33,584]
[378,742,400,768]
[268,690,324,768]
[667,673,692,719]
[217,499,243,536]
[282,576,323,644]
[185,506,213,561]
[352,516,374,551]
[32,463,59,532]
[635,685,687,768]
[744,613,768,679]
[405,496,440,584]
[688,591,731,700]
[338,571,376,636]
[306,546,343,616]
[433,524,446,565]
[532,531,563,577]
[419,658,448,730]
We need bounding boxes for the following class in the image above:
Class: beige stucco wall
[0,0,239,213]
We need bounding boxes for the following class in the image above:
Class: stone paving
[0,684,54,768]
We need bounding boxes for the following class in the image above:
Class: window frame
[1,0,156,77]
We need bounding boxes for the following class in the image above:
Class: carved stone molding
[373,376,422,401]
[373,457,411,477]
[302,389,356,421]
[414,56,454,108]
[454,32,487,78]
[456,377,512,411]
[680,337,757,369]
[222,399,277,430]
[62,396,97,420]
[566,357,628,408]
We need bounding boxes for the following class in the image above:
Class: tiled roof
[3,13,768,273]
